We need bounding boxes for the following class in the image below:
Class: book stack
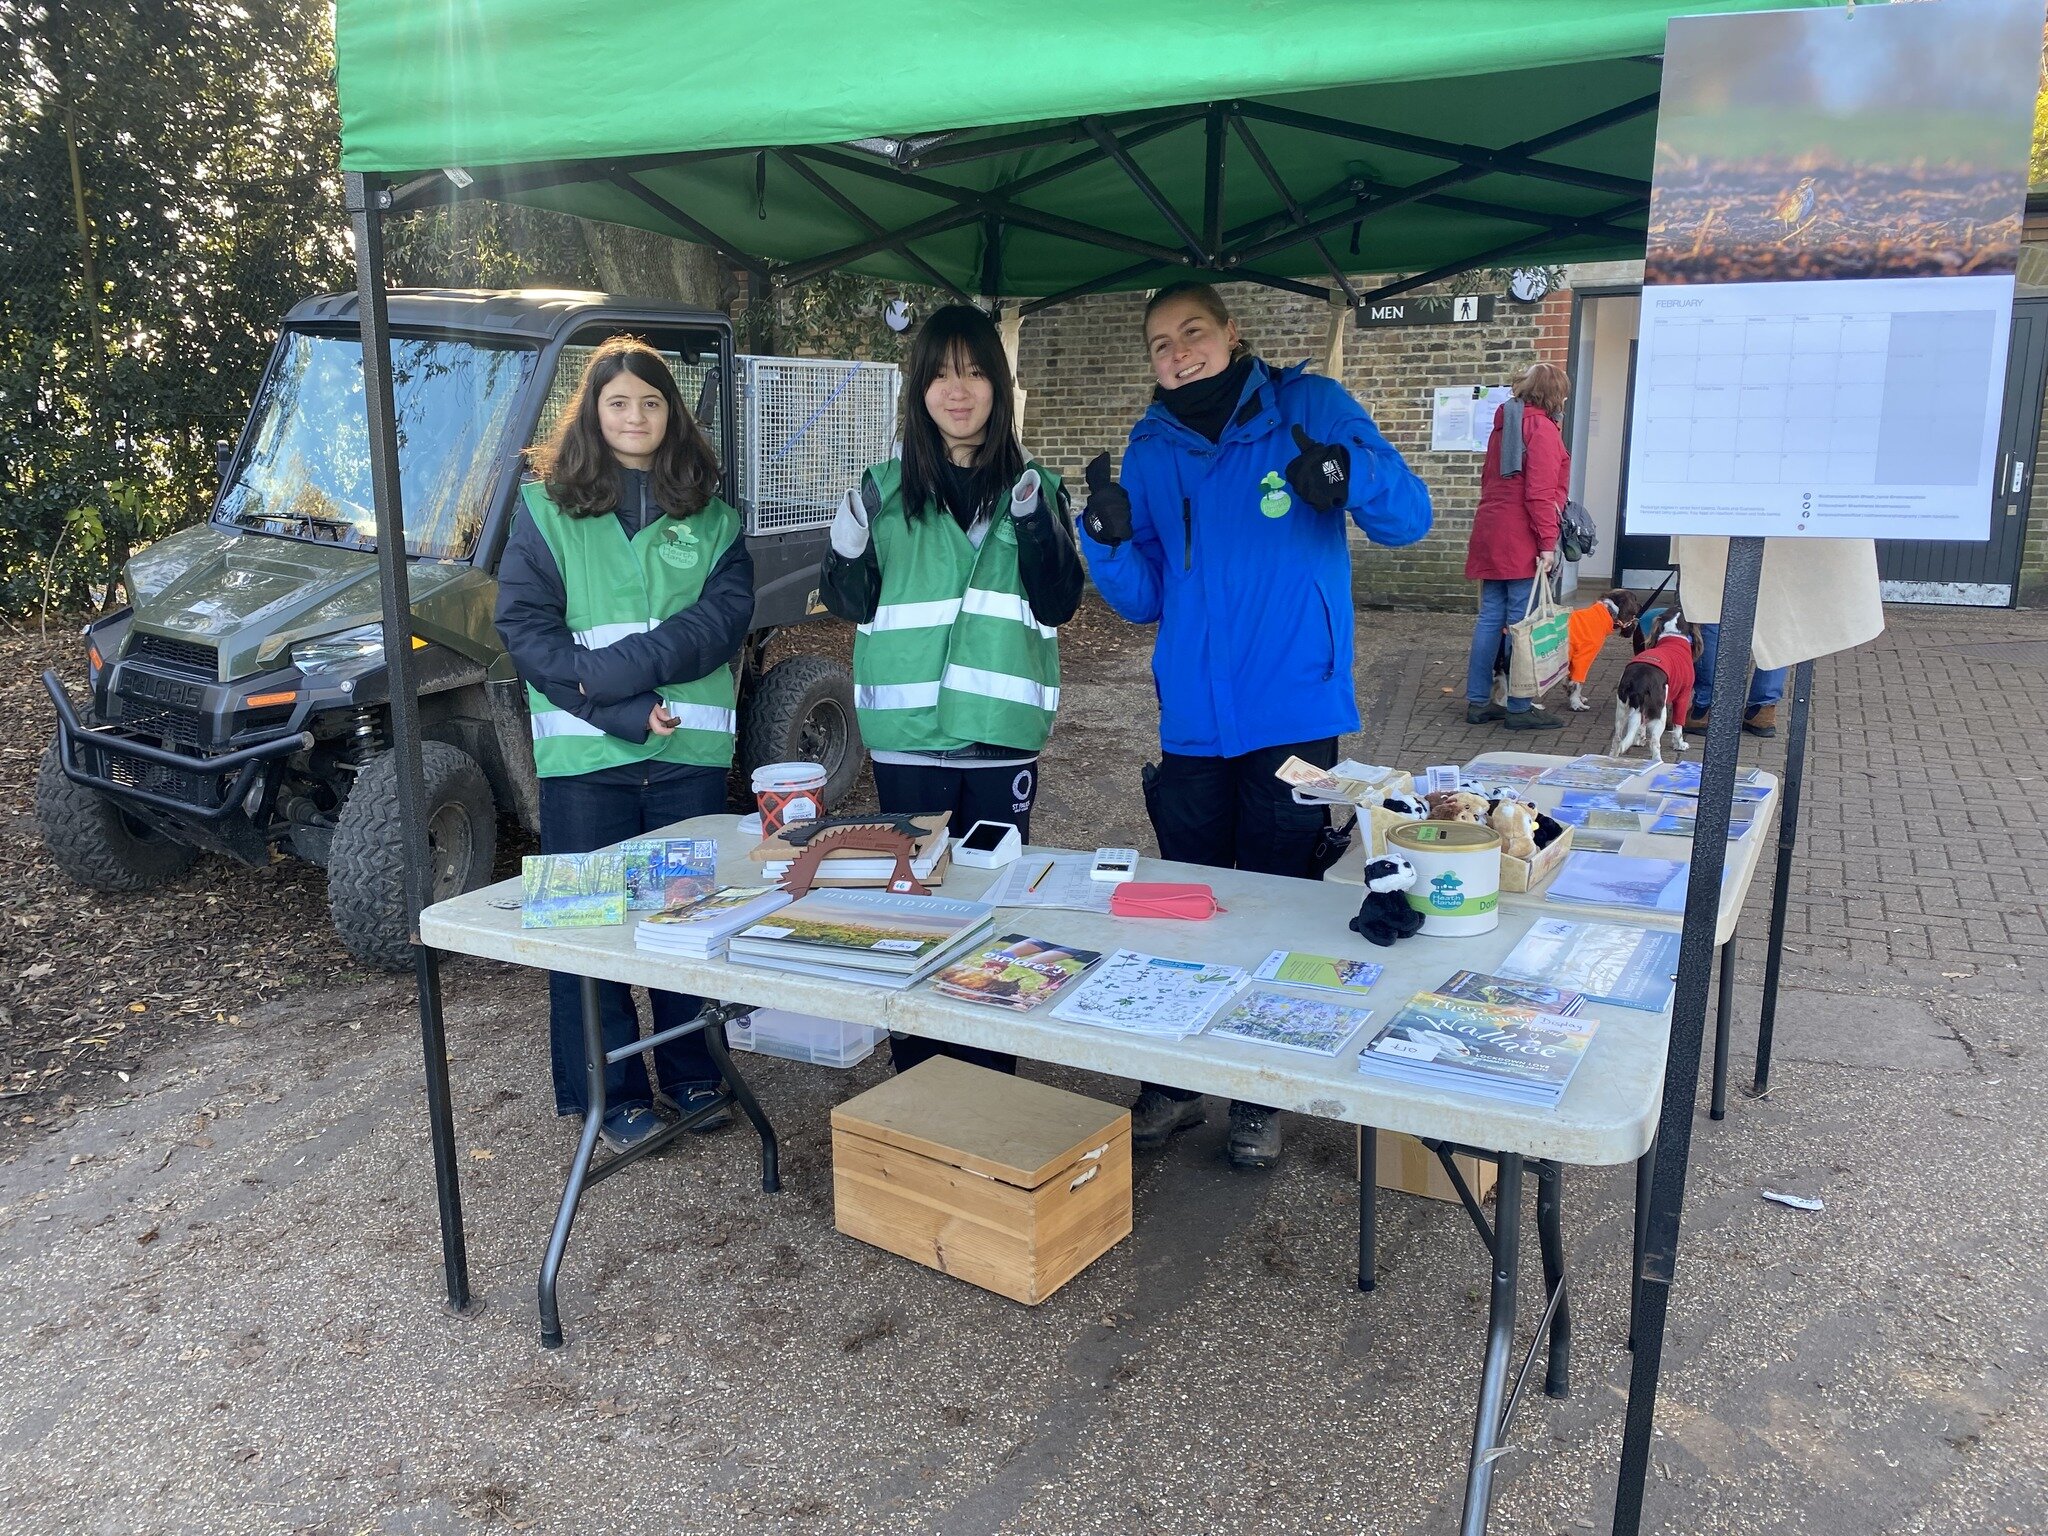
[1544,850,1692,914]
[727,888,995,989]
[1495,917,1681,1013]
[635,886,793,959]
[750,812,952,888]
[1356,993,1598,1108]
[1435,969,1587,1016]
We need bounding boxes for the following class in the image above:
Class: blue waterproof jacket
[1079,360,1431,757]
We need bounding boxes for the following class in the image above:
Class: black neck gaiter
[1154,354,1255,444]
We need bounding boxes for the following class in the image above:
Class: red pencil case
[1111,882,1226,920]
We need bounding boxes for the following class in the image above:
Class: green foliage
[1,0,352,611]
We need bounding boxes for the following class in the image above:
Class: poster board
[1430,385,1514,453]
[1625,0,2042,542]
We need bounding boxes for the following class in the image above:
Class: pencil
[1026,860,1054,894]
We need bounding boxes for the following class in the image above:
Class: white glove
[1008,467,1042,519]
[830,487,870,558]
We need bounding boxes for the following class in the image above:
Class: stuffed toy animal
[1350,853,1426,947]
[1380,791,1428,820]
[1425,789,1491,825]
[1488,799,1539,860]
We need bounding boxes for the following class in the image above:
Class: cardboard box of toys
[1413,788,1573,894]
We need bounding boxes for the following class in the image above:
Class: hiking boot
[1742,705,1778,739]
[599,1102,665,1152]
[1503,707,1564,731]
[1465,702,1507,724]
[1227,1103,1283,1169]
[1687,706,1711,731]
[658,1083,733,1133]
[1130,1088,1205,1150]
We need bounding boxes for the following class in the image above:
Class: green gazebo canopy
[334,0,1836,308]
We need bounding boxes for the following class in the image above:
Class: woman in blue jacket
[1078,282,1431,1169]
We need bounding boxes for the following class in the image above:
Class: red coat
[1464,404,1569,581]
[1634,632,1696,720]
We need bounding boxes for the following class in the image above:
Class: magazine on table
[1556,789,1660,813]
[1204,989,1375,1058]
[1544,851,1692,914]
[1496,918,1681,1013]
[1646,813,1752,841]
[621,837,720,912]
[1644,763,1769,800]
[1356,993,1597,1107]
[930,934,1104,1011]
[1461,759,1547,786]
[1435,969,1586,1016]
[728,888,994,975]
[1251,950,1383,997]
[1571,828,1630,854]
[635,886,792,955]
[1537,763,1640,791]
[1276,756,1408,806]
[1048,950,1248,1038]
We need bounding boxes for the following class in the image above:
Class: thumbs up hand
[1284,424,1351,513]
[1080,453,1133,546]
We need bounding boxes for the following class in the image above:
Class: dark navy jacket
[1079,360,1431,757]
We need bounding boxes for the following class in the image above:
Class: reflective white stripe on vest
[960,586,1058,639]
[941,664,1059,711]
[530,710,607,739]
[855,598,962,636]
[856,681,943,711]
[667,704,737,734]
[573,619,654,649]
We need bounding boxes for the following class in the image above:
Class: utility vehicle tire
[328,742,497,971]
[738,655,862,811]
[35,738,202,891]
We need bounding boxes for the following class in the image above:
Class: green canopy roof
[333,0,1843,304]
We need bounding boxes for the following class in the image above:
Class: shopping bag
[1505,572,1570,700]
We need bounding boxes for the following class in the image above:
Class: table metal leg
[1535,1161,1570,1399]
[539,975,607,1349]
[703,1005,780,1193]
[1711,938,1737,1121]
[1630,1136,1654,1352]
[1358,1127,1377,1292]
[1753,657,1814,1099]
[1460,1152,1524,1536]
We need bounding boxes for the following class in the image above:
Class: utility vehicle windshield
[214,330,534,559]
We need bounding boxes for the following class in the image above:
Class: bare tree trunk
[575,221,736,312]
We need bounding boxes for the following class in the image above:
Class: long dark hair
[899,305,1023,522]
[530,336,720,519]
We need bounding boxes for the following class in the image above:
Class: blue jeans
[539,766,728,1116]
[1466,577,1537,712]
[1693,623,1787,715]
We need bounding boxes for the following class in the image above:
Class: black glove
[1080,452,1133,546]
[1284,424,1350,513]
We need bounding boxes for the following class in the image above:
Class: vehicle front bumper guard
[43,669,313,823]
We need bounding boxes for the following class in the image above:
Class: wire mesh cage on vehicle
[530,350,898,538]
[737,357,900,536]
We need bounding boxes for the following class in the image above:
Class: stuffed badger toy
[1350,852,1426,947]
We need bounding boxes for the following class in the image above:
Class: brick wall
[1014,278,1571,611]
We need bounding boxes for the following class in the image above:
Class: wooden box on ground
[1357,1126,1499,1205]
[831,1056,1132,1305]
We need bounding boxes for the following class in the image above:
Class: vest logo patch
[658,525,701,569]
[1258,471,1291,519]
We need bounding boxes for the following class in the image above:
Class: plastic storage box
[724,1008,885,1068]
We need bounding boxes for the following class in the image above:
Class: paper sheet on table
[981,854,1115,914]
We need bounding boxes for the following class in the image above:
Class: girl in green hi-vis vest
[821,304,1085,1078]
[495,337,755,1152]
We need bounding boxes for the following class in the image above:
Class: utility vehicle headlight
[293,624,385,673]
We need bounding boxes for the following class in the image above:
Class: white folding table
[423,815,1674,1535]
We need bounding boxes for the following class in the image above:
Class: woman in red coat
[1463,363,1572,729]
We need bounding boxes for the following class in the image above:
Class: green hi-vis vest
[520,482,740,777]
[852,459,1063,754]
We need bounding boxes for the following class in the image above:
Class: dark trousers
[873,756,1041,1076]
[540,767,727,1116]
[1143,737,1337,1105]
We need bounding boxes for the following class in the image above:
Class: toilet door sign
[1357,295,1495,327]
